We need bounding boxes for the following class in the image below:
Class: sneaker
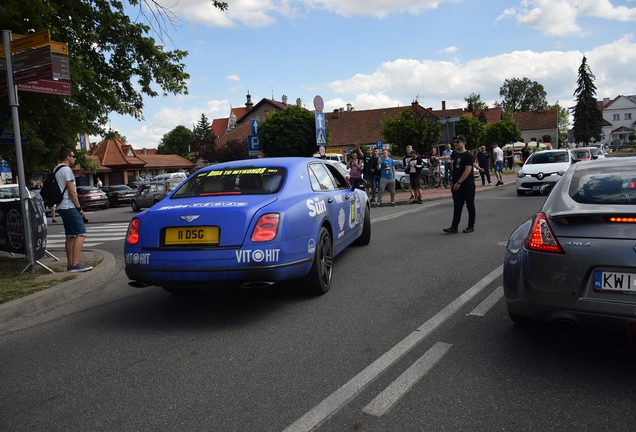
[51,219,57,223]
[481,183,485,186]
[391,202,395,207]
[417,199,423,204]
[410,200,418,204]
[410,195,414,200]
[68,264,93,273]
[463,227,475,233]
[370,198,376,204]
[488,183,492,186]
[443,227,458,234]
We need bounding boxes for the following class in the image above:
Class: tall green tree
[158,125,192,157]
[484,121,521,147]
[497,77,548,112]
[464,93,486,114]
[571,56,604,145]
[454,116,485,149]
[380,109,441,156]
[191,114,216,163]
[0,0,226,177]
[259,106,316,157]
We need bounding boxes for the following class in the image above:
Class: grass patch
[0,256,102,305]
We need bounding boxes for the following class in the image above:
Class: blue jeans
[371,176,381,199]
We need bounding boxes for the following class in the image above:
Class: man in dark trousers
[443,135,476,234]
[476,145,491,186]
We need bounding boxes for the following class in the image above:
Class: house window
[626,113,632,120]
[613,114,620,121]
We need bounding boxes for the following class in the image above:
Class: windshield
[172,167,287,198]
[525,151,569,164]
[572,150,591,159]
[569,166,636,205]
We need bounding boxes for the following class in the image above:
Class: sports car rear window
[569,167,636,205]
[171,167,286,197]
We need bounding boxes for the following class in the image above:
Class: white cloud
[440,46,459,54]
[326,35,636,111]
[499,0,636,36]
[226,74,241,81]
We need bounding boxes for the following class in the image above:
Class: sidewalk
[388,172,516,205]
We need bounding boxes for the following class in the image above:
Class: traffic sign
[248,135,260,151]
[313,95,324,112]
[12,46,53,71]
[13,64,53,85]
[16,79,71,96]
[316,128,326,145]
[315,112,324,129]
[10,30,51,53]
[376,140,383,149]
[250,118,260,135]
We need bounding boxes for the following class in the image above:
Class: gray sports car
[504,157,636,337]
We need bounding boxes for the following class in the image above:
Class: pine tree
[571,56,604,146]
[191,114,217,163]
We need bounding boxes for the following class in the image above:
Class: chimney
[603,97,610,105]
[346,103,352,111]
[442,101,446,110]
[333,109,339,119]
[282,95,288,105]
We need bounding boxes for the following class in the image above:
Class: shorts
[494,160,503,173]
[57,208,87,237]
[410,174,421,189]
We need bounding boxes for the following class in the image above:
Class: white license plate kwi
[594,271,636,293]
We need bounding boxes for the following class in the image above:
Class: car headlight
[557,167,569,176]
[516,171,525,178]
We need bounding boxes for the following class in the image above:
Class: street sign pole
[2,30,36,273]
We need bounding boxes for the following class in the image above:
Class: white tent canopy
[503,141,552,151]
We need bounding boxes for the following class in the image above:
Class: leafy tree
[191,114,216,163]
[477,110,488,124]
[158,125,192,157]
[380,109,441,156]
[454,116,485,149]
[547,102,570,147]
[259,106,316,157]
[464,93,486,114]
[104,130,128,143]
[484,121,521,147]
[0,0,226,177]
[216,139,249,163]
[497,77,548,112]
[571,56,604,145]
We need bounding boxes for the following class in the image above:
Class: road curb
[0,249,117,323]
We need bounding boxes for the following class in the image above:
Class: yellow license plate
[165,226,219,245]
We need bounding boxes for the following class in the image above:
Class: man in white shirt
[492,142,504,186]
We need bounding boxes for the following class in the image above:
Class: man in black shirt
[444,135,476,234]
[356,144,376,202]
[476,145,491,186]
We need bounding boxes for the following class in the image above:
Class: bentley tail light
[251,213,280,242]
[127,218,140,245]
[525,213,564,254]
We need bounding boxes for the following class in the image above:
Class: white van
[152,172,187,182]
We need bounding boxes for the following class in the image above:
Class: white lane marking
[282,265,503,432]
[469,286,504,316]
[371,203,440,224]
[362,342,452,417]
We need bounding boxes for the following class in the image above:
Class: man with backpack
[53,148,93,273]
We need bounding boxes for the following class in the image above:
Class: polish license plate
[165,226,219,245]
[594,271,636,293]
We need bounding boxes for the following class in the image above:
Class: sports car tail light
[607,216,636,223]
[251,213,280,242]
[525,213,564,254]
[126,218,140,245]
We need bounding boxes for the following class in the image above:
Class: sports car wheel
[302,227,333,295]
[131,200,141,212]
[353,207,371,246]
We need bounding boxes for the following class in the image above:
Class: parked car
[101,185,136,207]
[589,143,611,155]
[503,156,636,337]
[130,180,182,212]
[124,157,371,295]
[515,149,576,196]
[571,147,602,162]
[77,186,110,210]
[152,172,187,182]
[0,184,32,202]
[127,181,144,191]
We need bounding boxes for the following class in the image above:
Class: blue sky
[107,0,636,148]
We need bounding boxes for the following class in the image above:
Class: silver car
[504,157,636,337]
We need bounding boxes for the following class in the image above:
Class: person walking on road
[492,142,504,186]
[443,135,476,234]
[55,148,93,272]
[476,145,491,186]
[377,149,396,207]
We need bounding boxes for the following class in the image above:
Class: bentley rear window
[171,167,286,198]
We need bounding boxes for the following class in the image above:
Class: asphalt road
[1,189,635,431]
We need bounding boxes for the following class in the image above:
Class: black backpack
[40,165,68,207]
